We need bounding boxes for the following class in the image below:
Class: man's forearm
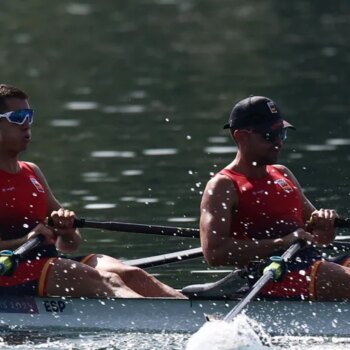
[204,237,286,267]
[56,230,81,253]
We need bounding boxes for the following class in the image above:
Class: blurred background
[2,0,350,286]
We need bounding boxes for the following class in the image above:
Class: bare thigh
[45,258,142,298]
[84,255,186,298]
[84,254,136,274]
[316,261,350,300]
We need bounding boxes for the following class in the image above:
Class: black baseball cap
[223,96,295,131]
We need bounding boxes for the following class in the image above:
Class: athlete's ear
[233,129,248,145]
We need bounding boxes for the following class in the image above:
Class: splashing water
[186,314,270,350]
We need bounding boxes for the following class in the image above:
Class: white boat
[0,295,349,337]
[2,235,350,337]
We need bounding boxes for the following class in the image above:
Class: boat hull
[0,296,349,336]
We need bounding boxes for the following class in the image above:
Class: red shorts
[259,255,350,300]
[0,254,96,297]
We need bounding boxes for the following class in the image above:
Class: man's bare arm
[29,162,82,252]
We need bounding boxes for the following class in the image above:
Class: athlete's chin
[269,150,281,163]
[260,155,279,165]
[18,142,30,152]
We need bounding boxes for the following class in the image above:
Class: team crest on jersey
[30,177,45,193]
[274,178,294,193]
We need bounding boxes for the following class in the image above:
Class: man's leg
[84,254,187,298]
[44,258,142,298]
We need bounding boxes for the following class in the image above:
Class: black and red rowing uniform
[219,165,350,300]
[0,161,94,296]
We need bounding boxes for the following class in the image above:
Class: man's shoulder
[271,164,301,188]
[271,164,292,175]
[208,170,235,182]
[201,172,238,207]
[20,161,44,179]
[205,171,237,191]
[20,161,38,169]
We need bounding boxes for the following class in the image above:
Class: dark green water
[2,1,350,288]
[2,1,350,349]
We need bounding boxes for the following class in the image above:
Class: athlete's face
[242,129,284,166]
[0,98,31,154]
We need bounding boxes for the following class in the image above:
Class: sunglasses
[0,109,34,125]
[254,128,288,143]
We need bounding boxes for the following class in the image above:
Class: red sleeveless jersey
[219,165,304,240]
[0,161,48,240]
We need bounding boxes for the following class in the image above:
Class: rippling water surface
[2,0,350,348]
[1,326,350,350]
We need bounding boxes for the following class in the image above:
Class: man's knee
[118,266,148,284]
[98,270,126,288]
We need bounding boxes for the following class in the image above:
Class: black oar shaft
[334,217,350,228]
[223,241,302,321]
[225,270,272,319]
[74,218,350,250]
[14,235,43,257]
[46,217,350,239]
[72,218,200,238]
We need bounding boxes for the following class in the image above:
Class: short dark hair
[0,84,28,113]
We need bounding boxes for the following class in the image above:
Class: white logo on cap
[267,101,278,114]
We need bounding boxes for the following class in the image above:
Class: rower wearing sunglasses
[200,95,350,301]
[0,84,186,299]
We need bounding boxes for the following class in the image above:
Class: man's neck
[0,153,20,173]
[228,155,269,179]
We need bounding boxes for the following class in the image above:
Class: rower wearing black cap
[200,95,350,301]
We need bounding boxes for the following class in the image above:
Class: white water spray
[186,314,270,350]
